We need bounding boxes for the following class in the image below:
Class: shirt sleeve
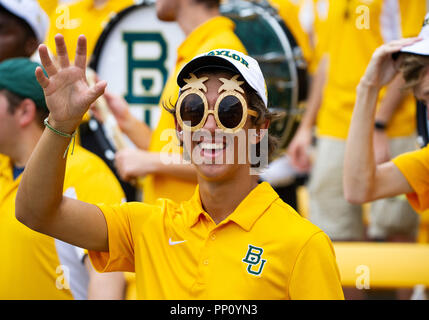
[88,203,136,273]
[392,147,429,213]
[288,231,344,300]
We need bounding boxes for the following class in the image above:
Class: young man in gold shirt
[16,34,344,300]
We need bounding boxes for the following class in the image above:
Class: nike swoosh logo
[169,238,187,246]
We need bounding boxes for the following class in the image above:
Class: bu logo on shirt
[242,244,267,276]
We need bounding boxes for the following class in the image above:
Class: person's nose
[202,94,219,132]
[202,109,218,133]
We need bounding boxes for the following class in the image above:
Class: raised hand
[287,127,313,172]
[35,34,107,133]
[361,37,422,88]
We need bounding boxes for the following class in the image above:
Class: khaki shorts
[308,136,420,241]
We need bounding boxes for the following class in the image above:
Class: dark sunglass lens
[218,95,243,129]
[180,94,205,126]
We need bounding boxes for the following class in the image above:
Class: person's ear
[15,99,37,128]
[175,118,184,144]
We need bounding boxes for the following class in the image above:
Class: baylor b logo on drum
[242,244,267,276]
[123,32,168,106]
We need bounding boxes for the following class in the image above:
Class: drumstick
[86,68,127,150]
[86,68,143,190]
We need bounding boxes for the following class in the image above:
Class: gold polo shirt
[89,182,344,299]
[393,146,429,213]
[143,16,247,205]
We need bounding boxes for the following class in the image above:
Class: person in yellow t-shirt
[104,0,246,205]
[46,0,134,59]
[0,58,126,299]
[288,0,426,241]
[344,17,429,214]
[16,35,344,300]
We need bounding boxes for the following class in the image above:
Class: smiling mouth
[196,139,229,161]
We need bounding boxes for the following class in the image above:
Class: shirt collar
[177,16,235,64]
[185,182,279,232]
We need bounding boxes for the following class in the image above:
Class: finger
[296,151,309,170]
[388,37,422,47]
[103,90,114,104]
[54,34,70,68]
[74,35,87,69]
[38,44,58,77]
[114,157,129,182]
[384,37,423,54]
[84,80,107,107]
[35,66,50,89]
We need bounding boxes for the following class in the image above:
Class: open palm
[36,35,107,130]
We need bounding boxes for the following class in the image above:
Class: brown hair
[400,53,429,90]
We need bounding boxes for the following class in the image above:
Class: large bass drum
[80,0,185,200]
[221,0,308,151]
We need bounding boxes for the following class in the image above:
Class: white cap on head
[400,13,429,56]
[0,0,49,43]
[177,49,268,108]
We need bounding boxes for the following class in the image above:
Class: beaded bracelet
[43,117,77,158]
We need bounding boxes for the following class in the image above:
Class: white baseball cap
[0,0,49,43]
[177,49,268,108]
[400,12,429,56]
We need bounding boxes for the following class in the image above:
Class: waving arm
[16,35,109,251]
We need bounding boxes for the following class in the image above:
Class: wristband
[374,120,387,131]
[44,117,77,158]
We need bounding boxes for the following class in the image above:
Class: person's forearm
[85,257,126,300]
[299,56,327,130]
[16,117,78,230]
[344,82,381,203]
[121,115,152,150]
[374,74,407,124]
[156,153,198,182]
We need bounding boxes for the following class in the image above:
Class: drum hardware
[273,79,295,90]
[292,46,307,69]
[253,52,288,63]
[417,101,429,148]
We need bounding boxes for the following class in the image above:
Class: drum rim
[89,3,147,71]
